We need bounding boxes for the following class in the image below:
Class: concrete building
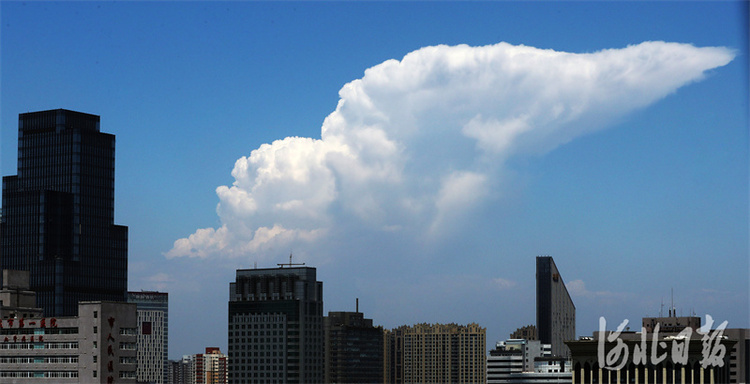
[642,313,701,334]
[1,109,128,317]
[128,291,169,384]
[227,265,324,384]
[487,339,571,384]
[0,300,137,383]
[384,323,486,384]
[724,328,749,384]
[324,309,383,383]
[192,348,227,384]
[0,270,137,383]
[536,256,575,357]
[640,314,748,383]
[565,317,744,384]
[0,270,42,320]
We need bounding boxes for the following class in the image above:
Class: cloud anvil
[167,41,734,261]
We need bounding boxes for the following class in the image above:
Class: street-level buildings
[1,109,128,317]
[0,299,137,383]
[486,339,571,384]
[536,256,575,357]
[566,313,749,384]
[128,290,168,384]
[384,323,486,384]
[228,266,324,384]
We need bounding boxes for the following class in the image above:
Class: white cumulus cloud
[166,41,734,260]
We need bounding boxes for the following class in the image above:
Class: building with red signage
[0,269,137,383]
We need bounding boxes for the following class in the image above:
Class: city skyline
[1,2,747,358]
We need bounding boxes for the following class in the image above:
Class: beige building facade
[384,323,486,384]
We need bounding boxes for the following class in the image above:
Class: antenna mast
[277,252,306,268]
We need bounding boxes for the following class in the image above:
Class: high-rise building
[228,266,324,384]
[192,348,228,384]
[128,291,169,384]
[168,356,193,384]
[324,309,383,383]
[384,323,486,384]
[1,109,128,317]
[536,256,575,357]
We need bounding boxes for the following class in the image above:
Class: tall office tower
[1,109,128,317]
[384,323,486,384]
[324,310,383,383]
[228,266,324,384]
[192,348,228,384]
[128,291,169,384]
[536,256,575,357]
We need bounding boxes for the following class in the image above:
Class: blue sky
[2,2,747,359]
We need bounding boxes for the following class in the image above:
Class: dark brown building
[324,310,383,383]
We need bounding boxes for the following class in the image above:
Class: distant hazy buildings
[0,272,137,383]
[536,256,575,357]
[168,356,193,384]
[128,291,169,384]
[1,109,128,317]
[384,323,486,384]
[510,325,538,341]
[324,309,383,383]
[228,265,324,384]
[642,312,701,333]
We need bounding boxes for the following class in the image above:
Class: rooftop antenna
[671,287,675,317]
[277,252,305,268]
[660,297,664,318]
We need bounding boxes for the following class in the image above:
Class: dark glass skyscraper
[228,266,324,384]
[536,256,575,357]
[1,109,128,317]
[324,311,383,384]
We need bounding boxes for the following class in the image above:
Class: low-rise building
[0,270,138,383]
[487,339,571,384]
[0,301,137,383]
